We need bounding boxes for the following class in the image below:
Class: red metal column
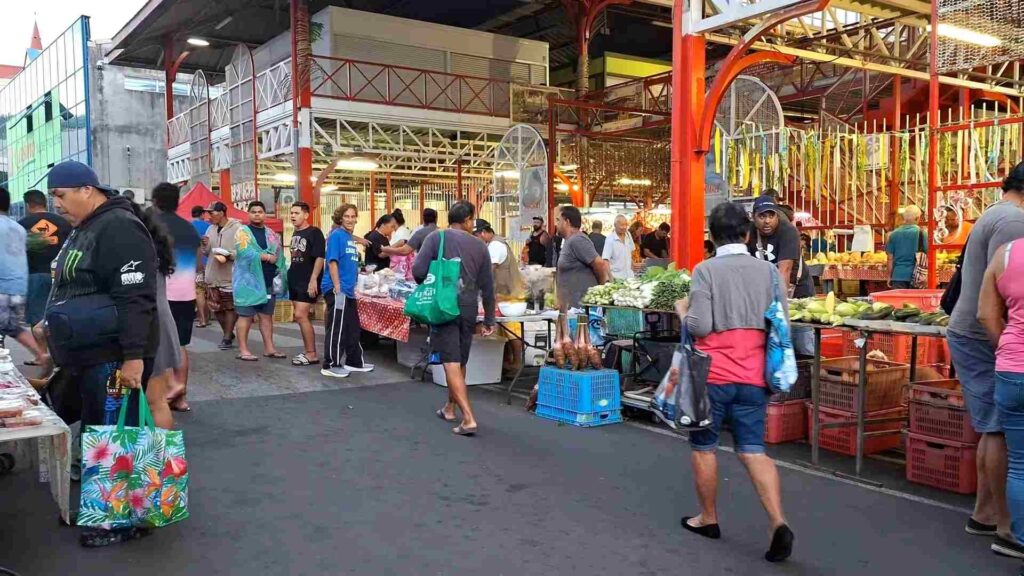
[418,182,425,216]
[670,3,706,271]
[547,96,557,235]
[456,158,464,201]
[219,169,232,204]
[291,0,314,212]
[926,0,939,289]
[888,78,901,229]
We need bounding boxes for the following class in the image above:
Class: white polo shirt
[602,231,634,279]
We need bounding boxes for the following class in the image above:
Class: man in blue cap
[46,160,161,547]
[747,191,814,355]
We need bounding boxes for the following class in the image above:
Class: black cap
[207,201,228,213]
[46,161,115,195]
[532,216,544,223]
[752,194,780,215]
[474,218,494,234]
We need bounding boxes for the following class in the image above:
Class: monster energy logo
[63,250,84,280]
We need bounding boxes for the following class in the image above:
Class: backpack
[940,234,970,315]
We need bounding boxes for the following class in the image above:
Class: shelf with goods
[0,353,72,524]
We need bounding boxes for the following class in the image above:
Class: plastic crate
[909,380,980,444]
[808,404,906,456]
[820,329,845,358]
[605,307,647,338]
[535,404,622,427]
[818,357,910,412]
[536,367,621,414]
[765,400,807,444]
[841,331,940,365]
[870,289,945,313]
[906,432,978,494]
[272,299,294,323]
[769,360,812,403]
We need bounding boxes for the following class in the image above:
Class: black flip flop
[436,409,457,423]
[681,516,721,539]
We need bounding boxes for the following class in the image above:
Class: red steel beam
[926,0,939,289]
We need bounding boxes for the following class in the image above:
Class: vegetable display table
[355,295,411,342]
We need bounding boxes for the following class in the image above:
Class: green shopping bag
[78,390,189,529]
[404,230,461,325]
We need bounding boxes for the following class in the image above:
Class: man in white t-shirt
[602,214,635,280]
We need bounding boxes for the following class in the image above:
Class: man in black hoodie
[46,161,159,547]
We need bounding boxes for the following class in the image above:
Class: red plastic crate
[909,380,980,444]
[765,400,807,444]
[820,329,844,358]
[841,330,941,365]
[906,432,978,494]
[870,289,945,313]
[807,404,906,456]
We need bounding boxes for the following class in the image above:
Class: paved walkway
[2,370,1019,575]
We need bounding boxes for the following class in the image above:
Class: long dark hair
[139,205,176,276]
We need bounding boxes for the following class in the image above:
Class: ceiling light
[273,173,296,182]
[555,183,570,191]
[320,184,338,193]
[929,23,1001,48]
[496,170,520,180]
[335,157,379,171]
[558,164,578,171]
[617,178,652,186]
[186,37,210,47]
[214,16,233,30]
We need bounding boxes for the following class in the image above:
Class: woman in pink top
[979,239,1024,557]
[674,202,793,563]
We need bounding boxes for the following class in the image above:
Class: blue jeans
[948,331,999,433]
[25,273,51,326]
[996,371,1024,544]
[689,383,769,454]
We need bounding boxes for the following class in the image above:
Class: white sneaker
[321,367,350,378]
[344,363,375,372]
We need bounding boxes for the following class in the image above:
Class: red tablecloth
[356,295,411,342]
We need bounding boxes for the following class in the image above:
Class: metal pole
[926,0,939,289]
[456,157,463,201]
[811,326,822,466]
[856,332,869,476]
[888,77,901,229]
[386,173,393,213]
[548,96,557,235]
[369,172,377,223]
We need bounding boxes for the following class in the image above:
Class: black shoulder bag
[940,234,970,315]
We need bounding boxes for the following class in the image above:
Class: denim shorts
[689,383,770,455]
[948,331,1000,433]
[236,296,276,318]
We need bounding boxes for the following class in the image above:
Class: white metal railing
[256,59,292,112]
[166,113,190,148]
[211,92,230,130]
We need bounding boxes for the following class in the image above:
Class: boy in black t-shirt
[287,202,326,366]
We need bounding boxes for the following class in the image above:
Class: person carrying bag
[404,230,461,325]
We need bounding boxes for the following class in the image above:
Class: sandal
[681,516,721,539]
[436,409,457,423]
[452,424,477,436]
[236,354,259,362]
[169,398,191,412]
[264,352,287,359]
[292,353,319,366]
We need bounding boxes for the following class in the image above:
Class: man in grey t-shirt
[556,205,609,309]
[947,164,1024,544]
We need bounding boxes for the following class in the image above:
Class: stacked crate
[806,357,909,455]
[765,360,812,444]
[906,379,979,494]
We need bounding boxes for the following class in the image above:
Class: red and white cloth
[356,295,411,342]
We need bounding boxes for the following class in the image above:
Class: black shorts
[430,308,478,366]
[168,300,196,346]
[289,281,319,304]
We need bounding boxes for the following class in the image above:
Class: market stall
[0,350,72,523]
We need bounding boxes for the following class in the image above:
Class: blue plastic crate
[537,367,621,413]
[535,404,622,427]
